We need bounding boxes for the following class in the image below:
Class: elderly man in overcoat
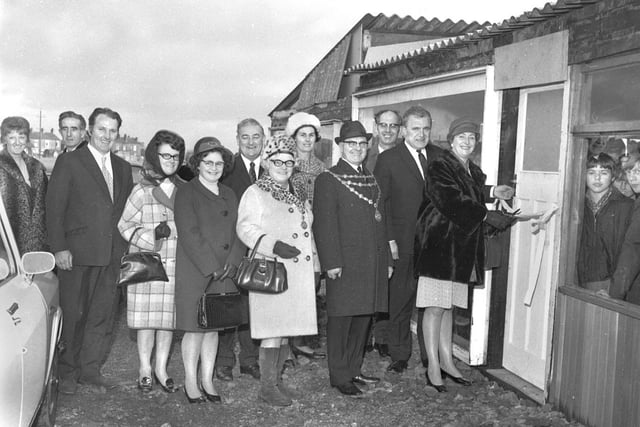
[313,120,392,396]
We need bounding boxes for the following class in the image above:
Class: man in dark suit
[215,118,264,381]
[314,120,392,396]
[47,107,133,394]
[58,110,88,153]
[374,106,442,374]
[364,109,402,358]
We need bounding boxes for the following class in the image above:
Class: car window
[0,217,17,284]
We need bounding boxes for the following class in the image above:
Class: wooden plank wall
[550,288,640,427]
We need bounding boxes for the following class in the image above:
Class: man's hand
[388,240,399,260]
[388,266,394,279]
[494,185,515,200]
[327,267,342,280]
[55,250,73,270]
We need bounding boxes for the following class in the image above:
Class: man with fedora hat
[313,120,392,396]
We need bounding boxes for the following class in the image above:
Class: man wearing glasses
[313,120,392,396]
[365,109,402,173]
[215,118,264,382]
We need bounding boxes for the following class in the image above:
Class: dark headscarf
[142,130,186,185]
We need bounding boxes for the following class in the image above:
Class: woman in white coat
[236,134,318,407]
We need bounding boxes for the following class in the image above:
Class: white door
[502,85,565,389]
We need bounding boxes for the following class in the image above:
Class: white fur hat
[285,112,321,138]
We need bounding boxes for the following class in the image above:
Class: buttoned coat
[414,149,487,284]
[313,159,390,317]
[0,151,48,253]
[374,142,444,256]
[174,179,246,331]
[118,178,184,329]
[46,146,133,266]
[236,183,318,339]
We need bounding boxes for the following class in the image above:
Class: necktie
[357,166,363,175]
[249,161,257,183]
[417,150,428,180]
[101,156,113,201]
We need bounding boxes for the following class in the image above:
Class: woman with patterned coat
[0,116,48,253]
[118,130,185,394]
[236,134,319,407]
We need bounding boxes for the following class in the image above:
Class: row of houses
[269,1,640,426]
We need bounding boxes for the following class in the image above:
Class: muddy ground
[54,300,583,427]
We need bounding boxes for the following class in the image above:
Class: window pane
[588,63,640,124]
[522,89,563,171]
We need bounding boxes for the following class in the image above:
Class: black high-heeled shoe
[441,369,472,386]
[137,376,153,393]
[154,373,178,393]
[202,388,222,403]
[184,387,206,404]
[291,345,326,360]
[425,371,448,393]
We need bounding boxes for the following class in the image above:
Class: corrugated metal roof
[366,14,488,36]
[344,0,598,75]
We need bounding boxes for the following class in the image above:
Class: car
[0,196,62,426]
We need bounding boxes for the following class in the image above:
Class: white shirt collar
[240,154,259,177]
[405,141,426,178]
[87,143,113,174]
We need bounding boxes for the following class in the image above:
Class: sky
[0,0,547,151]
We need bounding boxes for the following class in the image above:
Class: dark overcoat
[0,151,48,253]
[414,149,487,285]
[313,159,389,317]
[221,153,264,200]
[174,178,247,331]
[46,146,133,265]
[611,198,640,303]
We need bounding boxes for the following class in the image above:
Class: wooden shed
[345,1,640,426]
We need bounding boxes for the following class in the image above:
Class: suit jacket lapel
[110,153,125,204]
[78,147,112,202]
[234,154,253,187]
[399,143,423,183]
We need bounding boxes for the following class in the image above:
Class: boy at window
[578,153,633,293]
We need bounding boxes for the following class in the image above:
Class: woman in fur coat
[0,116,48,254]
[414,118,487,392]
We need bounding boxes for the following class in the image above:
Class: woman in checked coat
[118,130,185,394]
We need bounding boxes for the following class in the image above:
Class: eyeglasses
[342,141,369,149]
[270,159,295,168]
[377,122,400,131]
[201,160,225,168]
[158,153,180,161]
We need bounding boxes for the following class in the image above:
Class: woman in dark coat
[0,116,48,254]
[414,118,487,392]
[174,137,246,404]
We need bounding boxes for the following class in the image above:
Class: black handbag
[118,227,169,286]
[197,277,244,329]
[235,234,288,294]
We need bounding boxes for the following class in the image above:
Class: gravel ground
[53,302,583,427]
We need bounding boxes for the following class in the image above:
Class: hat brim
[334,133,373,145]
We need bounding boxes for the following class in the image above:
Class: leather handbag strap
[125,226,144,255]
[248,234,266,261]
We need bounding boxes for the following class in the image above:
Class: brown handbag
[197,277,244,329]
[118,227,169,286]
[235,234,288,294]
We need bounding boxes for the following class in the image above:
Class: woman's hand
[494,185,515,200]
[155,221,171,240]
[273,240,301,259]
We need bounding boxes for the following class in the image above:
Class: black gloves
[273,240,301,259]
[212,262,238,281]
[155,221,171,240]
[484,211,517,236]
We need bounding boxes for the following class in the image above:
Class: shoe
[59,378,78,395]
[137,376,153,393]
[154,374,178,393]
[184,387,206,404]
[426,372,448,393]
[352,374,380,386]
[441,369,472,386]
[78,374,120,389]
[283,358,296,370]
[386,360,408,374]
[374,343,389,358]
[215,366,233,382]
[240,364,261,379]
[365,342,374,353]
[291,345,326,360]
[334,381,363,396]
[202,389,222,403]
